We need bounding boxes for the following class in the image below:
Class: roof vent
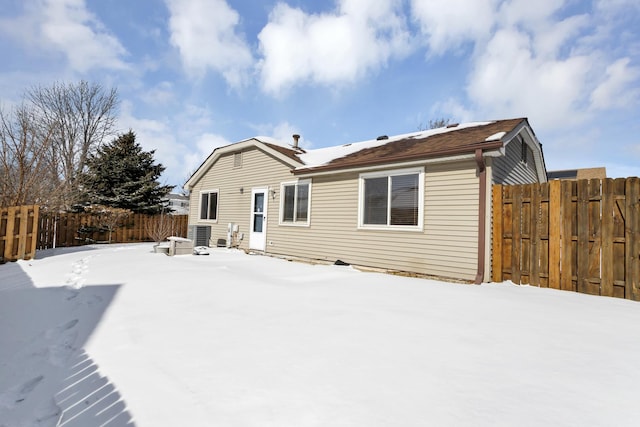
[292,134,300,148]
[376,135,389,140]
[446,123,459,128]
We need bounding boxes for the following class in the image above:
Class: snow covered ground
[1,243,639,427]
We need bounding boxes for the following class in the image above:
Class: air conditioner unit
[187,225,211,247]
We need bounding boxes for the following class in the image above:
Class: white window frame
[279,179,311,226]
[358,167,424,231]
[199,189,219,223]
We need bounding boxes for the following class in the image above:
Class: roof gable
[184,138,303,190]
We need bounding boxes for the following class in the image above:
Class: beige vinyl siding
[492,137,538,184]
[267,160,480,281]
[188,147,294,248]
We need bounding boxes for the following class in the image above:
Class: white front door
[249,188,268,251]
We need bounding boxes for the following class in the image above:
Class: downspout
[475,148,487,285]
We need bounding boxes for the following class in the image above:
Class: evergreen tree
[82,130,173,214]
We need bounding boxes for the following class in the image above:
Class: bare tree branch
[27,80,119,209]
[0,103,55,207]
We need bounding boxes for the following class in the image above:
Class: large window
[280,180,310,225]
[199,190,218,221]
[359,168,424,230]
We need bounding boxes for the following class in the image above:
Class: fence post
[576,180,589,293]
[548,180,561,289]
[530,184,541,287]
[560,181,574,291]
[601,179,614,297]
[626,178,639,300]
[3,207,17,261]
[492,185,503,282]
[511,186,522,284]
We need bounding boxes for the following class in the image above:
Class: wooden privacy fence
[0,205,40,262]
[37,212,189,249]
[492,178,640,301]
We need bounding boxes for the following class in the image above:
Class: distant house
[166,193,190,215]
[184,118,547,283]
[547,167,606,180]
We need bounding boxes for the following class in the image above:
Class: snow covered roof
[292,118,527,175]
[186,118,536,189]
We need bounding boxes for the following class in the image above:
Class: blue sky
[1,0,639,187]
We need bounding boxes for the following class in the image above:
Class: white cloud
[466,28,592,128]
[165,0,253,87]
[420,0,639,132]
[118,101,187,187]
[140,81,176,106]
[498,0,566,28]
[533,14,590,59]
[595,0,640,14]
[410,0,497,54]
[590,58,640,110]
[257,0,413,95]
[270,121,307,147]
[0,0,128,72]
[118,100,236,187]
[183,133,233,184]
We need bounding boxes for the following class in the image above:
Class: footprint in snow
[15,375,44,402]
[45,319,80,367]
[0,375,45,408]
[65,256,92,289]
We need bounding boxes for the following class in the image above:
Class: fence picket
[576,180,589,294]
[560,181,574,292]
[548,180,561,289]
[511,187,522,284]
[530,184,540,287]
[601,179,614,297]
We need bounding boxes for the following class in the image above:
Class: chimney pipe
[292,134,300,148]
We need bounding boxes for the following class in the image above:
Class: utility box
[168,236,193,256]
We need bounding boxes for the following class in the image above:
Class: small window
[520,138,527,164]
[359,168,424,230]
[280,180,311,225]
[199,190,218,221]
[233,152,243,168]
[519,137,535,166]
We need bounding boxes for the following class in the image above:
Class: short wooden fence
[0,205,40,262]
[492,178,639,301]
[37,213,189,249]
